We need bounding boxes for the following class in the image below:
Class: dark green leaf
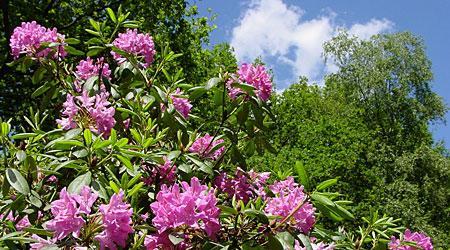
[68,172,92,194]
[6,168,30,195]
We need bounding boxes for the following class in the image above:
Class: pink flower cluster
[3,212,31,231]
[10,21,66,59]
[95,191,134,250]
[111,29,156,68]
[142,157,177,185]
[265,177,315,233]
[215,171,253,203]
[248,169,271,199]
[389,229,433,250]
[57,90,116,137]
[215,169,270,203]
[227,63,272,102]
[171,88,192,119]
[75,57,111,84]
[150,177,220,241]
[189,134,225,160]
[45,186,97,240]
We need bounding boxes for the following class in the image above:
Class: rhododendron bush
[0,8,435,250]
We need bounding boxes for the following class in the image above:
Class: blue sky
[193,0,449,148]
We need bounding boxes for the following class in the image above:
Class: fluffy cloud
[230,0,394,87]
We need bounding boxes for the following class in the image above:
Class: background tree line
[1,0,448,248]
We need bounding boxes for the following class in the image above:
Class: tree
[251,32,449,247]
[0,0,236,125]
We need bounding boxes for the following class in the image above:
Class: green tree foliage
[251,33,449,247]
[0,0,236,124]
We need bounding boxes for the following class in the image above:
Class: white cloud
[230,0,394,87]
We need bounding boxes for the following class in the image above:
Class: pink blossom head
[57,91,116,138]
[388,229,433,250]
[189,133,225,160]
[75,57,111,82]
[111,29,156,68]
[214,169,253,203]
[227,63,272,101]
[265,177,315,233]
[150,177,220,239]
[56,94,79,130]
[4,212,31,231]
[171,88,192,119]
[10,21,66,59]
[95,190,133,250]
[46,187,92,240]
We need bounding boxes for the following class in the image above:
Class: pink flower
[150,177,220,239]
[56,94,79,130]
[248,170,270,199]
[111,29,156,67]
[389,229,433,250]
[73,186,98,214]
[95,191,133,250]
[10,21,66,59]
[88,91,116,137]
[214,170,253,203]
[227,63,272,101]
[189,134,225,160]
[4,212,31,231]
[171,88,192,119]
[47,175,58,183]
[145,232,189,250]
[142,157,177,185]
[57,91,116,137]
[30,235,57,250]
[265,177,315,233]
[75,57,111,81]
[46,188,86,240]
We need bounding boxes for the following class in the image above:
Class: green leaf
[275,232,295,250]
[189,86,207,100]
[83,76,98,91]
[106,8,117,23]
[87,48,104,57]
[24,227,53,237]
[115,154,133,170]
[267,235,284,250]
[295,161,310,190]
[65,45,85,56]
[6,168,30,195]
[31,84,51,98]
[297,234,313,250]
[243,209,269,224]
[89,19,100,31]
[68,172,92,194]
[54,140,84,147]
[32,67,47,84]
[11,133,37,140]
[127,182,144,197]
[169,234,185,245]
[83,129,92,145]
[316,178,338,191]
[73,149,88,158]
[65,128,83,139]
[205,77,221,90]
[218,205,238,216]
[65,38,80,45]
